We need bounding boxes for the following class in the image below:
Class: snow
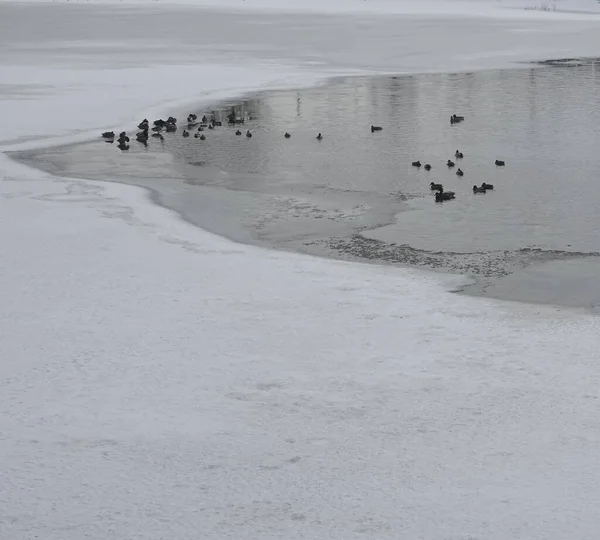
[2,1,600,539]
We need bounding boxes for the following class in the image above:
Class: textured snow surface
[2,1,600,539]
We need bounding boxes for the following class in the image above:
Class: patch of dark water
[15,60,600,310]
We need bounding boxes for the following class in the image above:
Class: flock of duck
[411,149,504,202]
[101,111,325,147]
[407,114,505,202]
[100,111,503,204]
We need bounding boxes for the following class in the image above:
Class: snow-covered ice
[2,1,600,538]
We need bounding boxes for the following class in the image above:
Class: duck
[165,124,177,133]
[235,130,242,136]
[495,160,505,166]
[284,132,291,139]
[430,182,443,191]
[481,182,494,190]
[371,125,383,132]
[212,121,222,127]
[187,113,197,123]
[447,160,455,168]
[412,161,421,168]
[182,130,189,138]
[153,119,165,127]
[117,132,130,143]
[456,168,464,177]
[167,116,177,124]
[197,126,204,132]
[435,188,455,202]
[101,131,115,139]
[424,164,432,171]
[202,115,208,123]
[151,133,164,141]
[450,114,465,124]
[208,124,214,130]
[194,133,200,138]
[473,185,487,193]
[246,130,252,138]
[316,133,323,140]
[138,119,149,129]
[199,134,206,141]
[455,150,463,159]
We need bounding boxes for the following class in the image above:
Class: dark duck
[435,188,455,202]
[456,168,464,177]
[473,185,487,193]
[412,161,421,168]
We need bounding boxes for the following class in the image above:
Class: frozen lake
[22,59,600,310]
[5,2,600,539]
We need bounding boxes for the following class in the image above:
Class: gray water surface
[17,60,600,310]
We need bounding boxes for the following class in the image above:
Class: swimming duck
[101,131,115,139]
[455,150,463,158]
[284,132,291,139]
[456,168,464,177]
[447,160,455,168]
[187,113,197,123]
[202,115,208,123]
[213,121,222,127]
[235,130,242,136]
[151,133,164,140]
[197,126,204,132]
[153,119,165,127]
[166,124,177,133]
[424,164,432,171]
[316,133,323,140]
[199,134,206,141]
[208,124,214,130]
[117,132,130,143]
[481,182,494,190]
[495,160,505,166]
[138,119,149,129]
[194,133,200,138]
[151,126,163,133]
[435,189,455,202]
[430,182,443,191]
[412,161,421,168]
[167,116,177,124]
[450,114,465,124]
[371,125,383,132]
[246,130,252,138]
[182,130,189,137]
[473,185,487,193]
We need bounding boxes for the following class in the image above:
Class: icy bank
[2,1,600,539]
